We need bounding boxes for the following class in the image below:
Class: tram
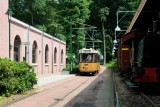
[79,48,100,75]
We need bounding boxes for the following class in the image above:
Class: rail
[140,92,158,107]
[112,68,120,107]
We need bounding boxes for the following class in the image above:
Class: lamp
[115,25,121,31]
[114,10,136,42]
[115,11,121,32]
[113,39,117,44]
[6,8,13,59]
[6,8,13,15]
[115,11,136,32]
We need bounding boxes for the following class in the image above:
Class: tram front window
[85,54,92,62]
[80,53,98,62]
[80,54,92,62]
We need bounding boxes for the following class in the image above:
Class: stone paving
[4,66,115,107]
[35,73,75,87]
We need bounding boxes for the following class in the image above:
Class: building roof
[127,0,160,33]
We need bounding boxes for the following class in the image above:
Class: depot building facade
[0,1,66,76]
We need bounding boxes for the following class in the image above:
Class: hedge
[0,58,37,97]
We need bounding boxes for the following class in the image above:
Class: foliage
[62,64,79,74]
[71,67,80,74]
[62,64,71,71]
[0,58,37,97]
[9,0,141,65]
[88,0,140,63]
[105,58,117,68]
[98,7,109,22]
[9,0,48,26]
[56,0,92,64]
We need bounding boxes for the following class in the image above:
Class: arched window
[45,45,49,63]
[61,50,63,63]
[32,41,37,63]
[14,35,21,61]
[54,47,57,64]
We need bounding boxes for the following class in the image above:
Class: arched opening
[54,47,57,64]
[61,50,63,63]
[14,35,21,61]
[32,41,38,63]
[45,45,49,63]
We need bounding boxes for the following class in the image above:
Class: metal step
[125,80,138,88]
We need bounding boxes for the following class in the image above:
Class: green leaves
[0,58,37,97]
[98,7,109,22]
[9,0,140,64]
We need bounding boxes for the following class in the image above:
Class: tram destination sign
[79,48,98,54]
[83,50,92,53]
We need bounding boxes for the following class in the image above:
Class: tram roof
[79,48,100,54]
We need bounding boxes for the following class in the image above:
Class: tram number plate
[84,64,88,66]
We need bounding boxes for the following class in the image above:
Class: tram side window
[93,54,97,62]
[80,54,86,62]
[80,54,83,62]
[95,54,100,62]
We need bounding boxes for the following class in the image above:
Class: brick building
[0,1,66,76]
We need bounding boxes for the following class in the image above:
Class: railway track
[49,75,94,107]
[53,67,116,107]
[113,70,160,107]
[140,92,160,107]
[112,68,120,107]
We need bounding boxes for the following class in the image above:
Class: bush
[105,58,117,68]
[70,67,79,74]
[0,58,37,97]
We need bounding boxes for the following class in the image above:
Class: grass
[105,59,117,68]
[0,96,4,101]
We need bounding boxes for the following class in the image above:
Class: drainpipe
[59,42,61,72]
[41,32,44,74]
[27,26,30,64]
[52,37,53,73]
[6,8,13,59]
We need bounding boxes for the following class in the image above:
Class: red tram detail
[117,28,160,83]
[117,44,131,74]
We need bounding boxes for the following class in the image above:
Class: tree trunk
[102,21,106,65]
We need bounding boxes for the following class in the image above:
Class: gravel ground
[113,69,154,107]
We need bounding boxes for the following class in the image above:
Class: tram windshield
[80,53,98,62]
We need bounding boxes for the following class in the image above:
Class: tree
[88,0,140,62]
[9,0,140,64]
[98,7,109,64]
[56,0,92,64]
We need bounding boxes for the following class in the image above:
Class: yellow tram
[79,48,100,75]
